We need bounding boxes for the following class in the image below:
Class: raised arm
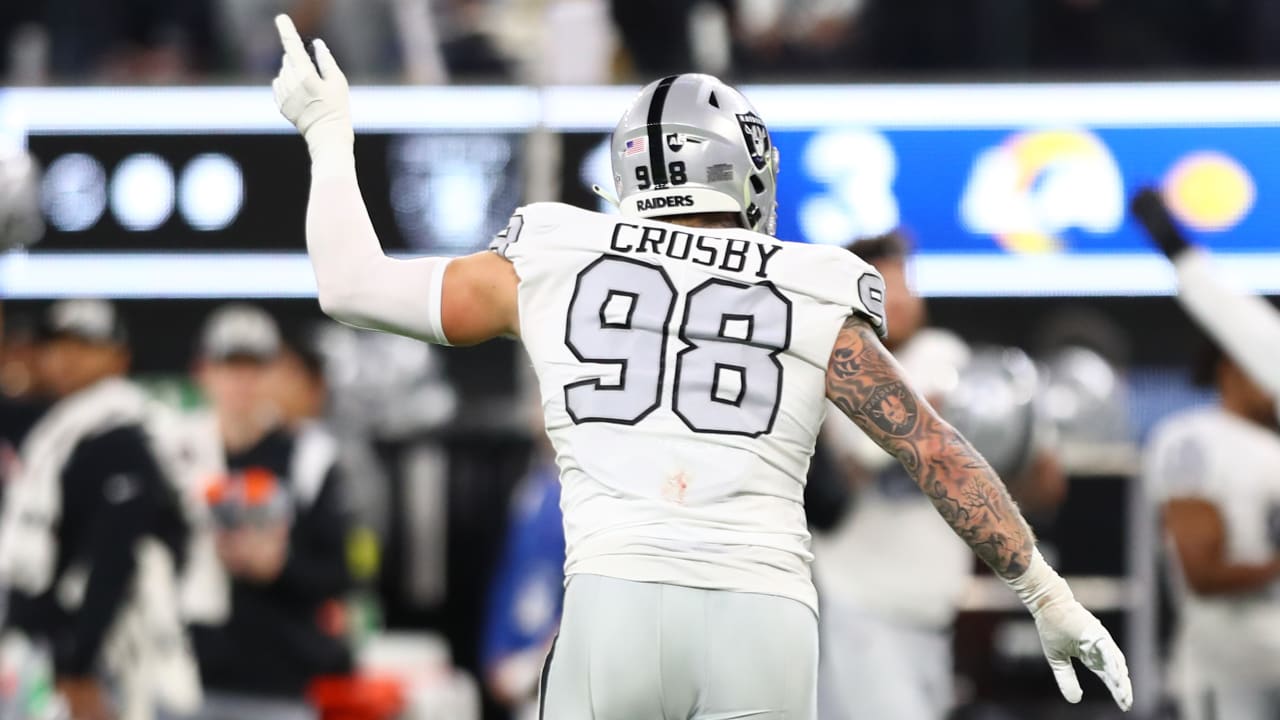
[825,315,1132,710]
[272,15,517,346]
[1132,187,1280,399]
[1173,251,1280,397]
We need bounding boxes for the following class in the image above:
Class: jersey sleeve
[58,425,176,675]
[1144,422,1212,503]
[488,202,575,261]
[836,253,889,338]
[489,210,527,260]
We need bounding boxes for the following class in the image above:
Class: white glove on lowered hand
[271,14,353,171]
[1008,549,1133,711]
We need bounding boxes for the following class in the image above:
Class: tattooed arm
[824,314,1033,578]
[825,315,1133,710]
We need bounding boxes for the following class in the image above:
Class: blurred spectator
[274,330,329,432]
[0,307,48,459]
[219,0,401,80]
[1144,338,1280,720]
[611,0,704,75]
[219,0,513,82]
[188,304,355,720]
[481,395,563,720]
[0,300,192,720]
[436,0,511,78]
[491,0,617,84]
[852,0,1001,72]
[9,0,1280,82]
[275,328,381,586]
[812,231,1065,720]
[0,3,47,83]
[732,0,862,76]
[39,0,217,82]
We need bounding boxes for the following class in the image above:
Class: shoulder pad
[488,210,526,260]
[489,202,583,259]
[819,246,888,338]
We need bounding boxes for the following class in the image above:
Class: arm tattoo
[826,316,1034,578]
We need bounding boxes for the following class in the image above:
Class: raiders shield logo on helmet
[736,112,770,170]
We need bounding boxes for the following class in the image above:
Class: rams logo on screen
[638,195,695,211]
[960,129,1124,253]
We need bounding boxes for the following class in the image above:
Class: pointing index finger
[274,15,309,62]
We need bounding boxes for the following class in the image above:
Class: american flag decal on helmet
[624,137,647,156]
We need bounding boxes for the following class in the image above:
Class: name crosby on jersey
[609,221,783,279]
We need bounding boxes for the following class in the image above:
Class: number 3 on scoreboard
[564,256,792,437]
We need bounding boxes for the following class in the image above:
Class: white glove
[271,14,354,171]
[1007,549,1133,711]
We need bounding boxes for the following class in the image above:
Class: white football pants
[539,573,818,719]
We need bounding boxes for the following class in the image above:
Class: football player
[1144,339,1280,720]
[273,15,1131,718]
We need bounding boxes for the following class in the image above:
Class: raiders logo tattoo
[858,381,918,437]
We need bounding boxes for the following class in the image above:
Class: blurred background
[1,1,1279,720]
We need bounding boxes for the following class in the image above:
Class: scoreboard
[4,82,1280,298]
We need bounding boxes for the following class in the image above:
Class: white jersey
[493,202,886,613]
[1145,407,1280,684]
[813,328,973,628]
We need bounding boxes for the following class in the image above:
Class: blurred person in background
[189,304,355,720]
[0,300,193,720]
[37,0,217,82]
[0,309,43,402]
[274,330,330,432]
[0,148,48,473]
[0,3,44,82]
[610,0,708,75]
[813,231,1066,720]
[218,0,515,82]
[0,308,49,488]
[274,328,383,621]
[481,387,564,720]
[1143,337,1280,720]
[728,0,863,77]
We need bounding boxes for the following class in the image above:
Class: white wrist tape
[1006,548,1074,614]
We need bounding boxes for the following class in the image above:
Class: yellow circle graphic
[1163,151,1255,231]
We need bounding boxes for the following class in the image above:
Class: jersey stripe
[537,635,558,719]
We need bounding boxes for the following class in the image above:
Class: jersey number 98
[564,256,792,437]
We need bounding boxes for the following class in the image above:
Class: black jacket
[191,427,354,699]
[7,421,188,676]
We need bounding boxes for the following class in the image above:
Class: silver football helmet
[943,346,1043,481]
[610,74,780,234]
